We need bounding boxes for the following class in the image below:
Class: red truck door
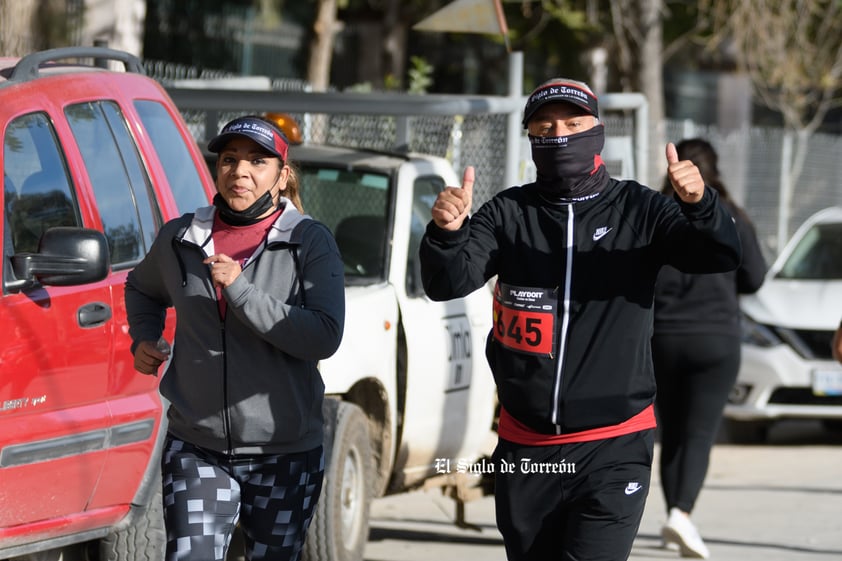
[0,110,115,531]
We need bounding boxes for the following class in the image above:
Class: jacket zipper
[221,320,233,455]
[210,262,233,455]
[551,204,575,432]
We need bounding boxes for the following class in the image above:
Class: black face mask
[529,125,608,200]
[213,190,279,226]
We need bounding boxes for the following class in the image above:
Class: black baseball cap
[522,78,599,128]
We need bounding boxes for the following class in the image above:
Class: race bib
[492,282,556,355]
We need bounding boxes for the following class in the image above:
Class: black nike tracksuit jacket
[420,178,742,436]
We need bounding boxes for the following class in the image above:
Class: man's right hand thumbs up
[431,166,474,231]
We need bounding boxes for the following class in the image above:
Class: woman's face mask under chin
[213,189,279,226]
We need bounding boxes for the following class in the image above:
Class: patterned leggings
[161,436,324,561]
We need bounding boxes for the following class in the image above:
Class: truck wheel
[97,467,165,561]
[303,399,373,561]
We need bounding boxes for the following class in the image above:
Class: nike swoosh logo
[593,227,613,241]
[625,483,643,495]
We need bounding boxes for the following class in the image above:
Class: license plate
[812,368,842,396]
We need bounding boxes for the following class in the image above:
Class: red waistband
[498,403,656,445]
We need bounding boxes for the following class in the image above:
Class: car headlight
[741,312,782,347]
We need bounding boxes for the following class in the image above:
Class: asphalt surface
[364,420,842,561]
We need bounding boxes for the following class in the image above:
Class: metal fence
[146,59,842,260]
[165,90,526,210]
[162,92,646,211]
[665,121,842,260]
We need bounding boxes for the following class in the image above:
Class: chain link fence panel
[146,61,841,258]
[665,120,842,259]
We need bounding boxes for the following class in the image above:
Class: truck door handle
[78,302,112,328]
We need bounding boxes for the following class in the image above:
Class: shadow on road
[711,418,842,446]
[632,531,842,559]
[368,525,503,546]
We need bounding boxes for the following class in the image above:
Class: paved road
[364,420,842,561]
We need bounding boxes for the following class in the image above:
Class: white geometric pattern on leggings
[162,437,323,560]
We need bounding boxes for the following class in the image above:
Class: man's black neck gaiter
[529,125,608,201]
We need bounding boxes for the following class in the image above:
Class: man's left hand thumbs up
[666,142,705,204]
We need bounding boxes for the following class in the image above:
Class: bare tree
[609,0,666,186]
[1,0,84,57]
[381,0,407,88]
[0,0,37,56]
[703,0,842,246]
[307,0,344,91]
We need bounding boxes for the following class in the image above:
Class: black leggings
[652,332,740,513]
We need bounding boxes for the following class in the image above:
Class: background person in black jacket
[652,138,767,559]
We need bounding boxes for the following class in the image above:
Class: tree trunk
[82,0,146,55]
[637,0,665,188]
[382,0,406,89]
[307,0,338,92]
[0,0,37,56]
[610,0,666,187]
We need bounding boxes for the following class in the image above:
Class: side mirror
[10,227,110,290]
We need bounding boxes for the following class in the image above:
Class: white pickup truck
[282,144,498,561]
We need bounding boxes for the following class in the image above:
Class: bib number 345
[492,282,555,355]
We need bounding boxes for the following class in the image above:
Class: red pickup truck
[0,47,214,560]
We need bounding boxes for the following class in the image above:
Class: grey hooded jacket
[125,199,345,455]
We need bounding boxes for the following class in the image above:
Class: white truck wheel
[303,399,373,561]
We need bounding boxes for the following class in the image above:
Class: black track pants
[161,436,324,561]
[652,332,740,513]
[492,429,655,561]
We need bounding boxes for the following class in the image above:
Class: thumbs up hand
[431,166,474,231]
[666,143,705,204]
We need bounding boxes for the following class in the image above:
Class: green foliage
[255,0,282,26]
[345,82,373,92]
[384,74,401,91]
[540,1,589,29]
[407,56,433,94]
[501,0,606,91]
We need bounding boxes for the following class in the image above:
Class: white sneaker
[661,508,710,559]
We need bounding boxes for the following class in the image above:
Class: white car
[726,206,842,442]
